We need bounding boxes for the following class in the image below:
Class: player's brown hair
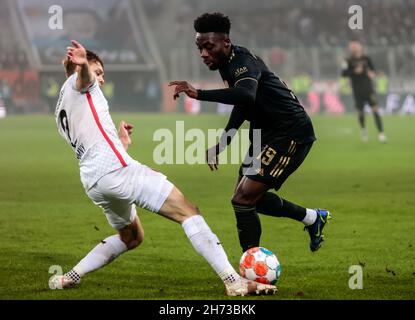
[86,50,104,70]
[62,49,104,77]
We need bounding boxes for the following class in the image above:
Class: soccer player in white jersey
[50,40,277,296]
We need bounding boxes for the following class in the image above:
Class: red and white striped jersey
[55,73,133,190]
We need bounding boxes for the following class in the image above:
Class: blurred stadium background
[1,0,415,300]
[0,0,414,117]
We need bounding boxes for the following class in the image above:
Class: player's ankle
[302,208,317,226]
[72,266,85,277]
[65,269,82,284]
[220,269,241,287]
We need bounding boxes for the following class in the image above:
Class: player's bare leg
[371,105,386,143]
[50,216,144,289]
[157,186,277,296]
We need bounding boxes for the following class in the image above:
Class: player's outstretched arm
[341,59,351,77]
[66,40,95,92]
[169,79,258,106]
[118,121,134,151]
[168,81,198,100]
[206,106,245,171]
[367,57,376,79]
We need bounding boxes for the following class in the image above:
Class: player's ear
[223,37,231,48]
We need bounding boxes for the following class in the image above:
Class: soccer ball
[239,247,281,285]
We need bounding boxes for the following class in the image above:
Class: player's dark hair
[86,50,104,70]
[348,36,362,43]
[194,12,231,35]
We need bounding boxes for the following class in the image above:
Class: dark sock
[232,203,261,252]
[373,111,384,133]
[358,113,365,129]
[256,192,307,222]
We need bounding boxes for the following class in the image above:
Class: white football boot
[49,270,81,289]
[378,132,387,143]
[361,128,369,142]
[225,277,278,297]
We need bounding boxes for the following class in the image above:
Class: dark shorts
[354,91,378,110]
[239,138,313,191]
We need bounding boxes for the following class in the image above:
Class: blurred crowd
[0,0,29,70]
[0,0,413,113]
[171,0,415,48]
[0,49,29,71]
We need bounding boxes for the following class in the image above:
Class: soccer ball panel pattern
[239,247,280,285]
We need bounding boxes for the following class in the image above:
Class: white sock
[182,215,240,285]
[303,209,317,226]
[73,235,128,277]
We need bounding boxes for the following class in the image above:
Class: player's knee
[231,191,256,206]
[136,230,144,246]
[120,227,144,250]
[126,238,142,250]
[176,205,199,223]
[125,234,143,250]
[174,196,199,221]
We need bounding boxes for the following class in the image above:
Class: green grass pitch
[0,113,414,300]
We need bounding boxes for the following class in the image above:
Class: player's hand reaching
[66,40,88,66]
[118,121,134,151]
[206,144,221,171]
[168,81,198,100]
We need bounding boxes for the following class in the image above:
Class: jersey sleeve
[196,54,261,106]
[69,72,99,93]
[68,73,79,91]
[217,106,246,151]
[341,58,351,77]
[366,56,375,71]
[224,106,245,132]
[229,53,261,86]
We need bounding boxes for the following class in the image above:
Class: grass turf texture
[0,113,414,300]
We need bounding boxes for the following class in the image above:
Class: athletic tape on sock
[182,215,210,238]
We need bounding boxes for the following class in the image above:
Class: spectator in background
[0,52,8,70]
[41,76,59,113]
[1,79,12,112]
[341,40,387,143]
[375,71,389,101]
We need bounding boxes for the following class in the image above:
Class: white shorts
[86,160,174,230]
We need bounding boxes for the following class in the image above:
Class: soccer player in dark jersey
[169,13,331,253]
[341,40,386,143]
